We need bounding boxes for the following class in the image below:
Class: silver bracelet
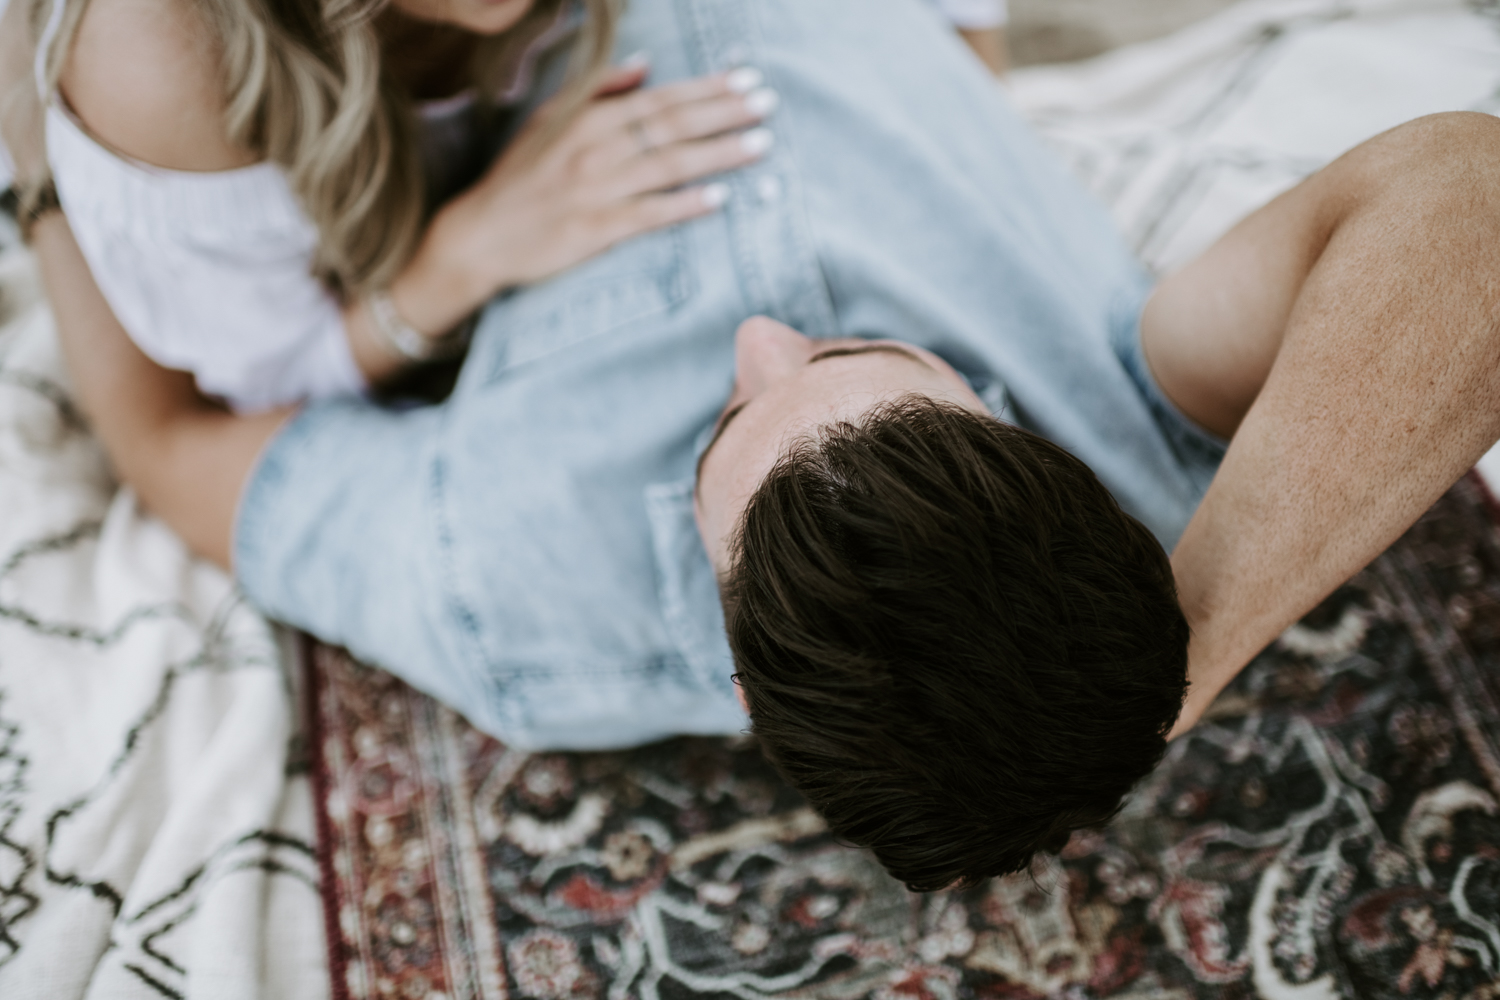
[368,289,439,362]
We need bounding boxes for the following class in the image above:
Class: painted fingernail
[701,183,731,208]
[740,127,775,155]
[726,67,764,94]
[743,88,779,116]
[621,50,651,69]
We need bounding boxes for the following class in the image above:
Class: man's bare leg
[1138,112,1500,736]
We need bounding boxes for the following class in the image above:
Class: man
[28,0,1500,891]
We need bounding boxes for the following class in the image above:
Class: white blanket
[0,0,1496,996]
[0,252,326,995]
[1011,0,1500,273]
[1009,0,1500,485]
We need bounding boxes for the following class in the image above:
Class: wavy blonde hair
[27,0,617,295]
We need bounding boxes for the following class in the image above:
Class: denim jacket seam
[427,443,518,732]
[483,228,690,385]
[1108,284,1228,465]
[233,404,322,591]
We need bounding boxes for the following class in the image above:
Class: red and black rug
[307,474,1500,1000]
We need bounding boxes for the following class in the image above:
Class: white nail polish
[621,50,650,69]
[740,127,775,155]
[726,67,764,94]
[701,183,731,208]
[743,88,779,116]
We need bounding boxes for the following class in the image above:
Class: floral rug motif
[309,474,1500,1000]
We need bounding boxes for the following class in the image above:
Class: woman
[0,0,779,410]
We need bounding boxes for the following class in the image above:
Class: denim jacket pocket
[644,478,740,702]
[481,228,691,382]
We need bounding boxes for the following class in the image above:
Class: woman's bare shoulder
[61,0,258,170]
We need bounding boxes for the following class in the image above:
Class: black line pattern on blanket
[41,666,177,918]
[0,522,196,645]
[0,522,103,579]
[0,691,37,969]
[125,962,186,1000]
[40,601,288,917]
[134,831,318,923]
[127,833,320,995]
[21,582,307,991]
[0,369,89,434]
[136,852,322,964]
[35,644,319,995]
[0,229,326,993]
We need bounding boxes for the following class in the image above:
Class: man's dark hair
[722,397,1188,892]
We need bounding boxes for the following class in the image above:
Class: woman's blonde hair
[28,0,617,295]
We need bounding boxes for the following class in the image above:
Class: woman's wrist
[389,226,485,341]
[367,289,453,362]
[341,205,493,383]
[393,195,513,336]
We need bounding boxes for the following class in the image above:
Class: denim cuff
[1110,292,1228,500]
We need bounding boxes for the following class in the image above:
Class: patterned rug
[308,474,1500,1000]
[309,3,1500,998]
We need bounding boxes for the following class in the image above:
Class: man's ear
[732,675,749,714]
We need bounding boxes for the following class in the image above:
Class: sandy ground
[1010,0,1244,64]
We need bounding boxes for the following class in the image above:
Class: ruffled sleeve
[46,107,365,413]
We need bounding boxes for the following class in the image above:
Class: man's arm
[1139,113,1500,737]
[32,214,288,569]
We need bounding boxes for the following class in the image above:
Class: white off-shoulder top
[23,0,512,412]
[5,0,1003,412]
[47,105,366,411]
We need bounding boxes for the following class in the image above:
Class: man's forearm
[1155,114,1500,736]
[33,215,288,569]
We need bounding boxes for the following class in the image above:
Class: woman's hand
[381,63,778,348]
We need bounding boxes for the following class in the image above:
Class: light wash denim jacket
[235,0,1225,750]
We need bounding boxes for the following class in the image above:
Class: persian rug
[310,475,1500,999]
[310,2,1500,998]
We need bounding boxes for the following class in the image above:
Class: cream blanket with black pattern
[0,243,326,998]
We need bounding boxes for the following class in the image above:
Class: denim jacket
[235,0,1224,750]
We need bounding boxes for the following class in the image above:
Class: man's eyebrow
[695,401,749,485]
[694,344,935,492]
[807,343,937,370]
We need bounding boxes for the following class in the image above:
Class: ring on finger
[629,119,656,155]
